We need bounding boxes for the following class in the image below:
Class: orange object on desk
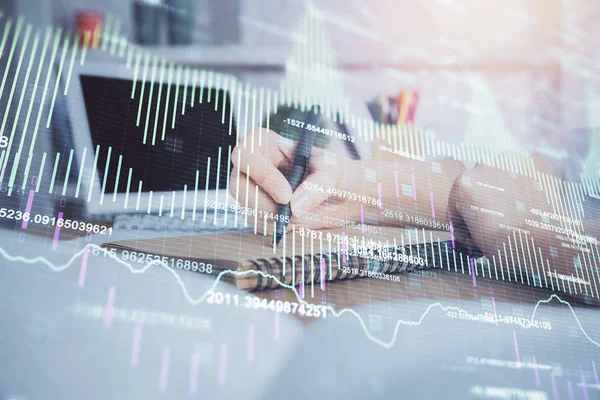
[397,91,419,125]
[75,10,103,48]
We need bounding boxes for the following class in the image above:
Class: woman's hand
[230,128,359,232]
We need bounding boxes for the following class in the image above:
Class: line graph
[0,243,598,350]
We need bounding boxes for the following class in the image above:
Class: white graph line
[0,244,598,350]
[531,294,600,348]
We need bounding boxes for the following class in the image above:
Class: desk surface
[1,225,600,399]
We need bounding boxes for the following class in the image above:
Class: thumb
[290,171,340,217]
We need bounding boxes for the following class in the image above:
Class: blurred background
[1,0,599,167]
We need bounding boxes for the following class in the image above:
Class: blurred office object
[132,0,164,45]
[75,9,103,48]
[367,91,419,125]
[5,0,51,26]
[396,91,419,125]
[167,0,194,44]
[209,0,240,44]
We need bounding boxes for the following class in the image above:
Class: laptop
[64,61,239,221]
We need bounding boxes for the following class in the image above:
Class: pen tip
[274,232,283,246]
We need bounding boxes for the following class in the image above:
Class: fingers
[231,170,279,214]
[276,134,298,161]
[230,127,336,211]
[231,171,283,234]
[231,130,293,204]
[290,169,342,217]
[240,128,295,164]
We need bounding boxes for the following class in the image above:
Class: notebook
[102,227,454,291]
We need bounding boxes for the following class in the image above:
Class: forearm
[342,158,465,229]
[451,162,600,281]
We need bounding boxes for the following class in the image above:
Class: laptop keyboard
[112,210,249,233]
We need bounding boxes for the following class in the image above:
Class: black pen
[274,105,321,245]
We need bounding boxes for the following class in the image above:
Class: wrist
[341,159,374,195]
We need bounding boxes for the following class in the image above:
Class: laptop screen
[79,75,237,194]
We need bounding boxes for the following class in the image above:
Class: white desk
[0,226,303,399]
[1,225,600,399]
